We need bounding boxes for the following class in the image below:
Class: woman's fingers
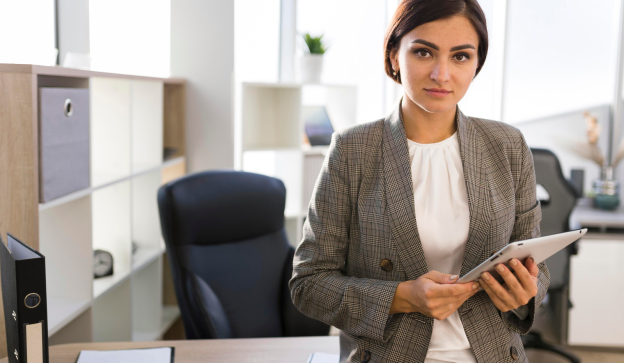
[524,257,540,278]
[479,272,514,311]
[424,270,461,284]
[478,278,509,311]
[508,258,538,295]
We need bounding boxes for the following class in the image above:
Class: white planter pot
[299,54,324,83]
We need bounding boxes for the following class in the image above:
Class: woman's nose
[430,59,450,83]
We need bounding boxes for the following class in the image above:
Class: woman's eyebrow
[411,39,476,52]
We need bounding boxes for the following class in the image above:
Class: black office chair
[157,170,330,339]
[523,149,580,363]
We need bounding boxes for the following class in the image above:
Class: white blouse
[407,132,477,363]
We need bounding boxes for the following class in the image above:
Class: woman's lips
[425,88,451,98]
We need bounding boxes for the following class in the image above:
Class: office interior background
[1,0,624,362]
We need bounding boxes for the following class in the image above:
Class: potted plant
[298,33,328,83]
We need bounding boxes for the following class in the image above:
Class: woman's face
[390,15,480,114]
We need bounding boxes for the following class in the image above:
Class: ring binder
[0,233,49,363]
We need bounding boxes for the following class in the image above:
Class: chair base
[522,332,581,363]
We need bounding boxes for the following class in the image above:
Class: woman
[290,0,549,362]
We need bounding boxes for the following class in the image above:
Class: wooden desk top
[0,336,339,363]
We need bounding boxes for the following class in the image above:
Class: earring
[393,69,398,76]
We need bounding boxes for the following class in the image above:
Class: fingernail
[496,264,504,273]
[472,282,479,290]
[450,275,458,281]
[510,259,518,267]
[481,272,490,281]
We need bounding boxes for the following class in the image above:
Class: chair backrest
[158,170,292,339]
[530,148,578,289]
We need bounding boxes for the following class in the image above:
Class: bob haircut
[384,0,489,84]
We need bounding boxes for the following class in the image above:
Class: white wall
[171,0,235,172]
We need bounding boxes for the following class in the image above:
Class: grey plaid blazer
[290,99,550,363]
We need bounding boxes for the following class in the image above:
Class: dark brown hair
[384,0,489,84]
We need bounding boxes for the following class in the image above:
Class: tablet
[456,229,587,283]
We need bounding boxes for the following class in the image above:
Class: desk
[0,336,339,363]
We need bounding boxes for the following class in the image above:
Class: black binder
[0,234,49,363]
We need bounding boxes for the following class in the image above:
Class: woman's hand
[478,257,539,312]
[390,271,479,320]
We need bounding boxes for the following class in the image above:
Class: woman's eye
[414,49,432,58]
[454,53,470,61]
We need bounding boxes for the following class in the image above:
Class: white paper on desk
[76,347,173,363]
[307,352,339,363]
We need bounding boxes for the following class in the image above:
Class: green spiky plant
[302,33,328,54]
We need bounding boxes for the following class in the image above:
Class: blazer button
[510,346,519,360]
[360,350,371,363]
[380,259,393,272]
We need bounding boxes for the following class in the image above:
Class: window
[0,0,56,65]
[89,0,170,77]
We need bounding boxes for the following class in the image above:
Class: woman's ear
[389,47,399,71]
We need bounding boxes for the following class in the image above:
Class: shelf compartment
[132,80,164,173]
[90,77,132,187]
[164,83,186,160]
[47,298,92,336]
[242,84,302,150]
[132,170,164,266]
[49,307,93,345]
[132,305,180,342]
[93,279,132,342]
[132,257,163,341]
[133,247,164,273]
[39,195,93,332]
[92,180,132,299]
[301,84,357,133]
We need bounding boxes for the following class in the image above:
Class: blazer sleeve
[289,132,401,343]
[501,133,551,334]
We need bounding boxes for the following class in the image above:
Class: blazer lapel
[456,108,492,277]
[382,100,429,280]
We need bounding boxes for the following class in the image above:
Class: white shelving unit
[235,82,357,245]
[0,65,188,352]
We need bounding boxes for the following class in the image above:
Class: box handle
[64,98,73,117]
